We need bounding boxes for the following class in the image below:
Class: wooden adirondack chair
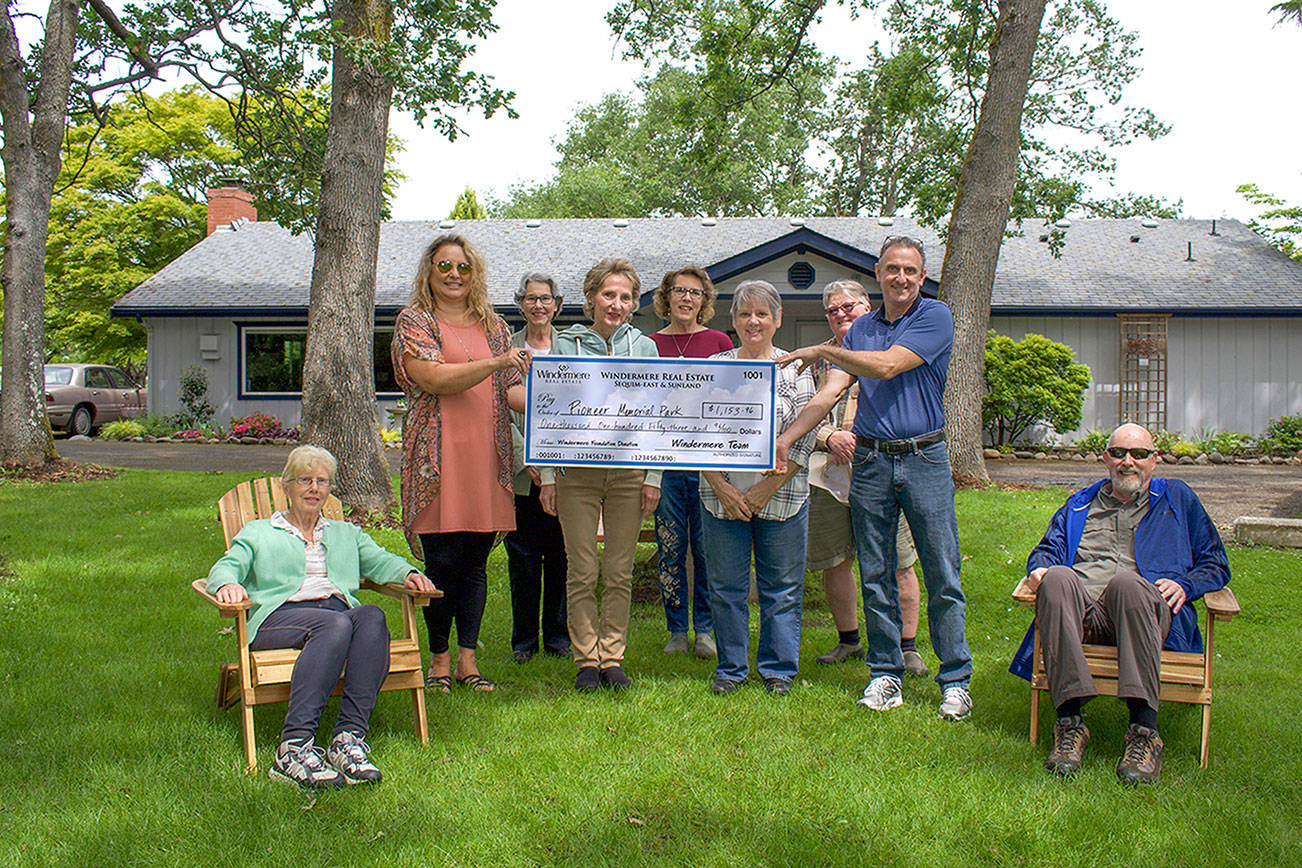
[191,477,440,771]
[1012,578,1239,768]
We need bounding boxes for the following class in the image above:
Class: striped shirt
[271,511,344,601]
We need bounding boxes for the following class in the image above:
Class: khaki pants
[555,468,646,668]
[1036,566,1172,710]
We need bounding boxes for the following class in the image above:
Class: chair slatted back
[217,478,344,547]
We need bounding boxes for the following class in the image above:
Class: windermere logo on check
[524,356,777,471]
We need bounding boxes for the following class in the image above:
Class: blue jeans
[702,501,808,682]
[848,440,972,687]
[655,470,712,634]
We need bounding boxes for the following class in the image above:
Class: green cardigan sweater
[207,517,416,640]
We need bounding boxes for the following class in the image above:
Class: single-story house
[113,194,1302,443]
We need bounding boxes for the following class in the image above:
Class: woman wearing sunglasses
[391,233,530,694]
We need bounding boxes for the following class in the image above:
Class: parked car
[44,364,147,435]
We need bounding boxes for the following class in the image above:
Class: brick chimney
[206,184,257,235]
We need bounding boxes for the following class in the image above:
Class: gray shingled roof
[113,216,1302,316]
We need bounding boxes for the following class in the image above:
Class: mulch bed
[0,459,119,484]
[953,473,1040,491]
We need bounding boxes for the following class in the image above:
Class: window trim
[236,321,403,400]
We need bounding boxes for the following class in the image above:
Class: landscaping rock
[143,435,158,442]
[1034,451,1048,460]
[1271,456,1286,465]
[1235,516,1302,548]
[1208,451,1226,464]
[1086,453,1100,462]
[1161,454,1177,464]
[1177,456,1194,465]
[983,448,1001,459]
[1014,450,1033,460]
[240,436,259,445]
[1194,453,1210,465]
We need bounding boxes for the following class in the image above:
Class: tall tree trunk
[938,0,1047,481]
[299,0,395,511]
[0,0,79,466]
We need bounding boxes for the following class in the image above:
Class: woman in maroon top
[648,267,733,657]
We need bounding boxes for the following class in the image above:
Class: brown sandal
[455,672,495,692]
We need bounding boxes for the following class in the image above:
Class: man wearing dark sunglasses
[1011,423,1231,785]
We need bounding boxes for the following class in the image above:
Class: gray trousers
[1036,566,1171,710]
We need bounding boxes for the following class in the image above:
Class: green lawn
[0,470,1296,866]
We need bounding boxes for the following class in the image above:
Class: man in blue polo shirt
[776,235,973,720]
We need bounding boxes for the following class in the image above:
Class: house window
[240,325,401,397]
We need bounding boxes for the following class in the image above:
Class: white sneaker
[939,685,973,720]
[327,730,382,784]
[269,738,345,789]
[857,675,903,711]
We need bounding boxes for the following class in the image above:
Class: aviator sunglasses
[435,259,472,275]
[1105,446,1154,460]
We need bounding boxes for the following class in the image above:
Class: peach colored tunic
[408,320,515,535]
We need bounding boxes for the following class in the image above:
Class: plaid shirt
[699,347,817,522]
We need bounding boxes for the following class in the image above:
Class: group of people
[206,232,1231,789]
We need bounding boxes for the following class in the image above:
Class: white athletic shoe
[857,675,903,711]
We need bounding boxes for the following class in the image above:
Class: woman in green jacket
[207,445,436,789]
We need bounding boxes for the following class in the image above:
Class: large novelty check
[524,356,776,471]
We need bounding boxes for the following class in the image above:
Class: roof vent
[525,219,542,228]
[876,215,894,226]
[701,217,717,226]
[1210,219,1220,236]
[1140,218,1158,228]
[1130,235,1140,243]
[1038,234,1049,243]
[787,261,815,290]
[1054,218,1071,229]
[612,219,629,228]
[789,217,805,227]
[438,220,454,229]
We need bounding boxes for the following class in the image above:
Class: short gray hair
[731,280,782,317]
[282,444,337,486]
[515,272,563,308]
[879,235,926,270]
[821,279,870,308]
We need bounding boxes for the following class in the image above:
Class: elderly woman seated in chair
[207,445,437,788]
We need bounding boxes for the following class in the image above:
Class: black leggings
[420,531,495,654]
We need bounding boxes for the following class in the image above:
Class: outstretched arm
[773,367,853,473]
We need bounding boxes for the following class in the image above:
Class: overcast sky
[388,0,1302,224]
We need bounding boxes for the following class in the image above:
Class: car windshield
[44,366,73,386]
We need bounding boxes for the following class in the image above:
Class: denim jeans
[848,440,972,686]
[702,500,808,682]
[654,470,712,634]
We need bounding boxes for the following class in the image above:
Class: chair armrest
[190,578,251,616]
[1012,576,1038,606]
[1203,587,1239,620]
[360,577,444,601]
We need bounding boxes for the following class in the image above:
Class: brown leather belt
[854,430,945,454]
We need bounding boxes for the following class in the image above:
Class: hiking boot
[711,676,743,694]
[857,675,903,711]
[327,731,382,785]
[816,642,864,665]
[663,632,690,654]
[902,650,929,677]
[600,665,633,690]
[939,685,973,720]
[269,738,345,789]
[1044,716,1090,776]
[694,632,717,658]
[1117,724,1163,785]
[575,666,601,692]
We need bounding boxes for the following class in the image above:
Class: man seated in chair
[1010,423,1230,784]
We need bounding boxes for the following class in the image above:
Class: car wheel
[68,405,93,436]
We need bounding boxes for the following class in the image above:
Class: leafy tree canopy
[1238,183,1302,263]
[449,186,487,219]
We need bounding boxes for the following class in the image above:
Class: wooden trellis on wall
[1118,314,1170,432]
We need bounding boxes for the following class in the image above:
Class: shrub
[175,365,215,429]
[1151,429,1184,454]
[983,331,1091,446]
[380,427,402,444]
[1192,428,1253,456]
[1262,413,1302,454]
[135,412,182,437]
[1073,430,1109,453]
[100,420,146,440]
[226,412,298,440]
[1170,440,1200,458]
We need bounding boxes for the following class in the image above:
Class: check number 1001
[701,402,762,420]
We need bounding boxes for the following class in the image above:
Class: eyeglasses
[824,301,863,318]
[670,286,704,298]
[1105,447,1154,460]
[522,294,555,305]
[294,476,332,488]
[435,259,472,275]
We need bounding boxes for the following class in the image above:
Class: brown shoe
[1117,724,1163,785]
[1044,716,1089,776]
[815,642,864,665]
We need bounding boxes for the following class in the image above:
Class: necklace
[436,315,476,361]
[666,330,697,357]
